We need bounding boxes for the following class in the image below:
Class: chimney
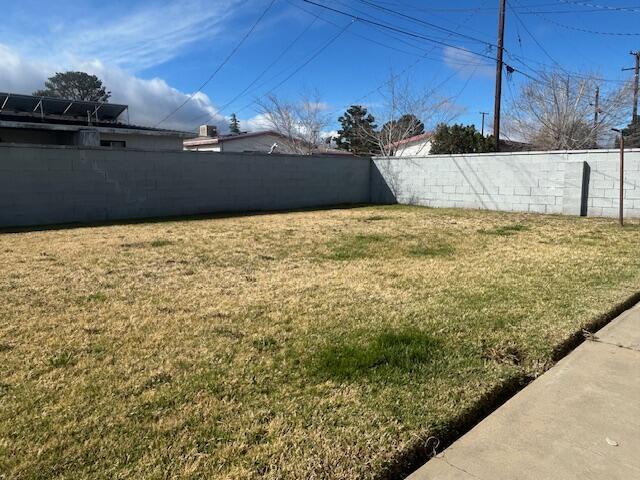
[199,125,218,138]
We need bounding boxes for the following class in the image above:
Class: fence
[3,144,640,228]
[371,149,640,218]
[0,144,370,227]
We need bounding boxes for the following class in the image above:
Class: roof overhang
[183,130,287,147]
[0,119,195,138]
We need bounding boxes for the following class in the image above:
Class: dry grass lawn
[2,205,640,479]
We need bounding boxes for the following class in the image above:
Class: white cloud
[443,46,494,78]
[15,0,242,72]
[242,113,272,132]
[0,45,227,133]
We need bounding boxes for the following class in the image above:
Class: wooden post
[493,0,506,152]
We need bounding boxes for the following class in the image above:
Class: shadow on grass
[375,290,640,480]
[0,203,372,235]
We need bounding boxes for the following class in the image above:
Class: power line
[301,0,499,62]
[323,0,492,118]
[291,0,493,66]
[192,19,353,127]
[191,15,319,123]
[508,0,561,68]
[355,0,497,49]
[522,5,640,35]
[155,0,277,127]
[557,0,640,13]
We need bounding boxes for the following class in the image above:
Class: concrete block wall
[372,149,640,218]
[0,144,370,227]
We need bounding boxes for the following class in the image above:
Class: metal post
[613,128,624,226]
[620,132,625,226]
[593,86,600,147]
[493,0,506,152]
[480,111,489,136]
[633,51,640,122]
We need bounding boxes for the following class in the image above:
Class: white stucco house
[183,126,300,154]
[391,132,432,157]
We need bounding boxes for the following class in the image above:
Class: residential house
[184,126,300,154]
[391,132,432,157]
[0,92,194,151]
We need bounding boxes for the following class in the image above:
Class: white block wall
[371,149,640,218]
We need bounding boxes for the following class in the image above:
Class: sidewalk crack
[588,336,640,353]
[436,454,484,480]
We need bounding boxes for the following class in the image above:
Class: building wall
[100,132,184,151]
[221,134,298,154]
[394,141,432,157]
[0,127,74,146]
[371,149,640,217]
[0,144,370,227]
[0,126,185,151]
[185,144,221,152]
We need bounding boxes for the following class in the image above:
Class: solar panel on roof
[0,92,127,122]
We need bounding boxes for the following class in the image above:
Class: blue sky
[0,0,638,133]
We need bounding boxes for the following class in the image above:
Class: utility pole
[480,111,489,136]
[493,0,506,152]
[623,51,640,123]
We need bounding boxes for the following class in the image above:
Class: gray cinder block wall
[0,144,370,228]
[371,149,640,218]
[3,144,640,229]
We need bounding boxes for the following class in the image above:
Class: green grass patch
[48,351,75,368]
[324,233,386,260]
[84,292,107,303]
[407,241,455,258]
[308,329,444,381]
[150,239,172,247]
[479,223,529,236]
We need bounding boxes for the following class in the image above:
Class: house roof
[389,132,432,148]
[183,130,286,147]
[0,114,195,138]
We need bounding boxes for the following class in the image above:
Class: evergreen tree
[33,71,110,102]
[229,113,241,134]
[429,123,494,154]
[335,105,379,155]
[380,114,425,145]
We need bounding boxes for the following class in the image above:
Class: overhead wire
[191,18,354,127]
[301,0,499,62]
[187,15,319,124]
[155,0,277,127]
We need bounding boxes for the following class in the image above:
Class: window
[100,140,126,148]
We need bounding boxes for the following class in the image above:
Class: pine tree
[229,113,241,134]
[33,71,110,102]
[429,124,494,154]
[335,105,379,155]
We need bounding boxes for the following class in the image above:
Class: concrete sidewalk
[408,303,640,480]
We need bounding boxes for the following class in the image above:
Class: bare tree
[505,70,631,150]
[256,90,330,154]
[357,73,462,156]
